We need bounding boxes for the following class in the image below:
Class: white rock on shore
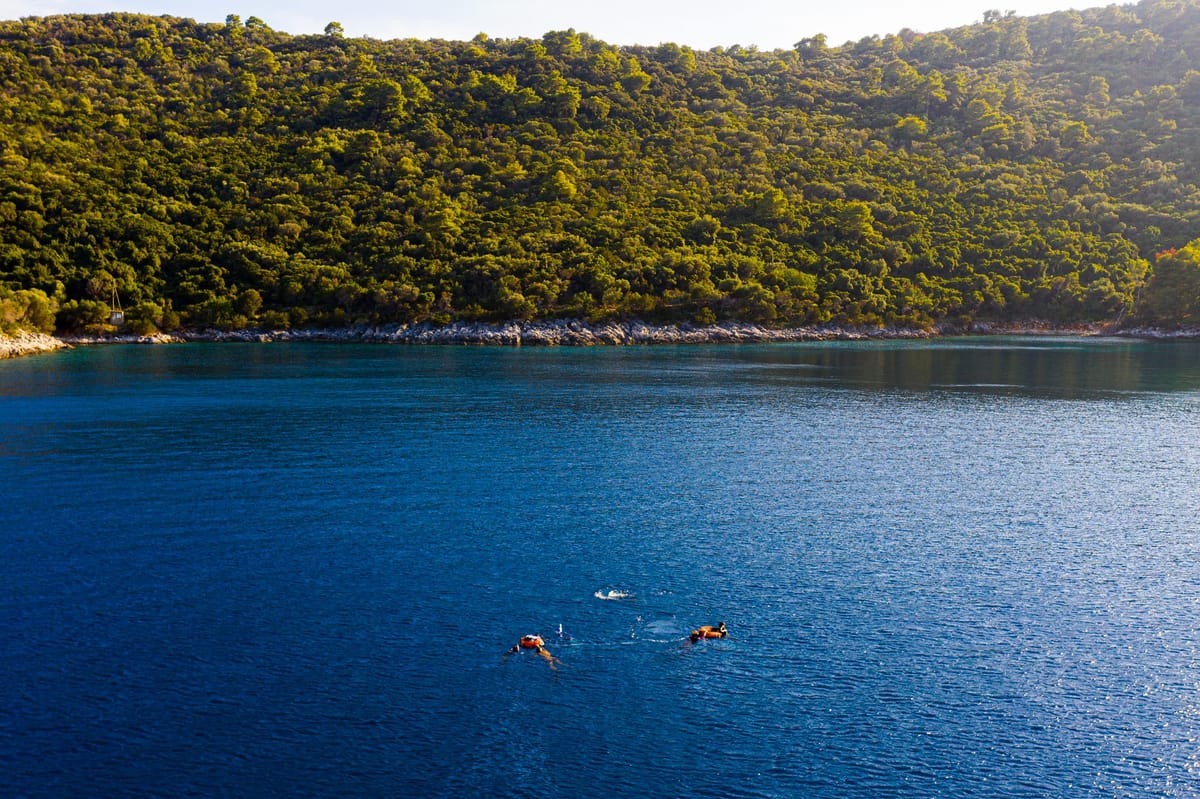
[0,330,68,359]
[61,332,186,346]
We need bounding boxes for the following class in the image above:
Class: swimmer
[505,634,543,654]
[689,621,728,642]
[504,634,560,669]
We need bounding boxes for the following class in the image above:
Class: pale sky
[2,0,1084,49]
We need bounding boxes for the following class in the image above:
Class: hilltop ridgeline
[4,2,1200,337]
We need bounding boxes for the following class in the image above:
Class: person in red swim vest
[506,634,561,669]
[689,621,728,642]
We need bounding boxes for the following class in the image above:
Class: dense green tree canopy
[1138,243,1200,325]
[2,2,1200,333]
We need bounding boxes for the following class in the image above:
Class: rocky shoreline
[3,319,1197,360]
[181,320,940,345]
[0,330,69,359]
[57,319,1117,347]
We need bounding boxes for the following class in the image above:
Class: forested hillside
[4,2,1200,334]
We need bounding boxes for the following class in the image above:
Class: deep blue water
[3,338,1200,798]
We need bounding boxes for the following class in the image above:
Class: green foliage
[55,299,109,332]
[1137,242,1200,325]
[4,4,1200,332]
[0,286,58,333]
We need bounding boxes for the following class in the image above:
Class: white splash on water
[594,589,634,601]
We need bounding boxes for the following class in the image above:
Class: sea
[3,337,1200,798]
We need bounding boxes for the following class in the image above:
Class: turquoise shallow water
[3,338,1200,797]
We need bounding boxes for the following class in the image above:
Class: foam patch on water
[594,589,634,601]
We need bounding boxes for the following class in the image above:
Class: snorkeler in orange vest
[689,621,728,642]
[506,634,561,669]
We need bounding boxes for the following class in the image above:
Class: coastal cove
[5,338,1200,797]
